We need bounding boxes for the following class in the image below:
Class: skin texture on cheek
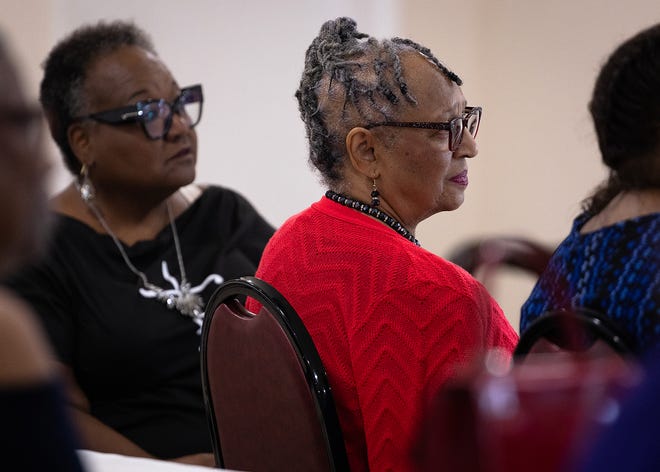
[382,130,459,223]
[372,54,471,227]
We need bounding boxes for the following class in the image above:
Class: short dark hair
[584,22,660,214]
[295,17,461,186]
[40,20,156,174]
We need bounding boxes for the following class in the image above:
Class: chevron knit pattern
[254,197,518,472]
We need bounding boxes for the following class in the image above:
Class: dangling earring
[371,178,380,207]
[78,164,95,202]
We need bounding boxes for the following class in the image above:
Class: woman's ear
[67,123,92,167]
[346,127,377,177]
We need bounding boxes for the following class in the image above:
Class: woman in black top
[7,21,273,466]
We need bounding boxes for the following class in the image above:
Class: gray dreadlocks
[295,17,462,185]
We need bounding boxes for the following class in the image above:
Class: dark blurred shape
[413,351,642,472]
[515,308,636,360]
[449,236,554,279]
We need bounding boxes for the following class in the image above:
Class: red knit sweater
[254,197,518,471]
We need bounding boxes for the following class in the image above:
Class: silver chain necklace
[77,182,219,330]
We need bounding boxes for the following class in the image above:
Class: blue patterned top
[520,212,660,353]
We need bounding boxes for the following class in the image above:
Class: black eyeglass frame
[73,84,203,140]
[364,106,482,151]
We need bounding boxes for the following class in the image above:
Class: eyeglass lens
[140,89,202,139]
[450,109,480,151]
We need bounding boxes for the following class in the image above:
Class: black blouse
[5,185,274,458]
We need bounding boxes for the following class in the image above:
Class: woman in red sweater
[254,17,518,472]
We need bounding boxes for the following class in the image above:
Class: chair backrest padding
[201,276,349,472]
[206,301,331,471]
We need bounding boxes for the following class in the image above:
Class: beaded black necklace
[325,190,420,246]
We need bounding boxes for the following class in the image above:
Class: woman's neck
[52,183,187,245]
[581,188,660,234]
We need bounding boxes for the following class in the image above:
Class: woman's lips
[450,169,468,186]
[169,147,193,160]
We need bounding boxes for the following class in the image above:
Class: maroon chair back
[200,277,349,472]
[449,236,554,280]
[415,352,642,472]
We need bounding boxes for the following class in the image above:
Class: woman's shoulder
[182,184,274,240]
[571,210,659,254]
[191,184,259,212]
[578,192,660,235]
[548,209,655,256]
[390,243,490,296]
[374,249,513,340]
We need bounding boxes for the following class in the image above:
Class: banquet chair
[514,308,636,360]
[200,276,349,472]
[448,236,554,280]
[416,350,642,472]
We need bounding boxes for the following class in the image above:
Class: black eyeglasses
[364,106,482,151]
[73,84,203,140]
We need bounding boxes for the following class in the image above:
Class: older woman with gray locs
[251,17,518,472]
[7,21,274,466]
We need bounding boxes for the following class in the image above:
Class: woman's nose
[165,110,191,140]
[456,128,478,158]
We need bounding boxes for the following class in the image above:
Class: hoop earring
[78,164,95,202]
[371,178,380,207]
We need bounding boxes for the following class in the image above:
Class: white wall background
[2,0,659,329]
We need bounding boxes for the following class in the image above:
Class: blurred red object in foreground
[413,350,642,472]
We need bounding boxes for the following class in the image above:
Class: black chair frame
[514,308,635,359]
